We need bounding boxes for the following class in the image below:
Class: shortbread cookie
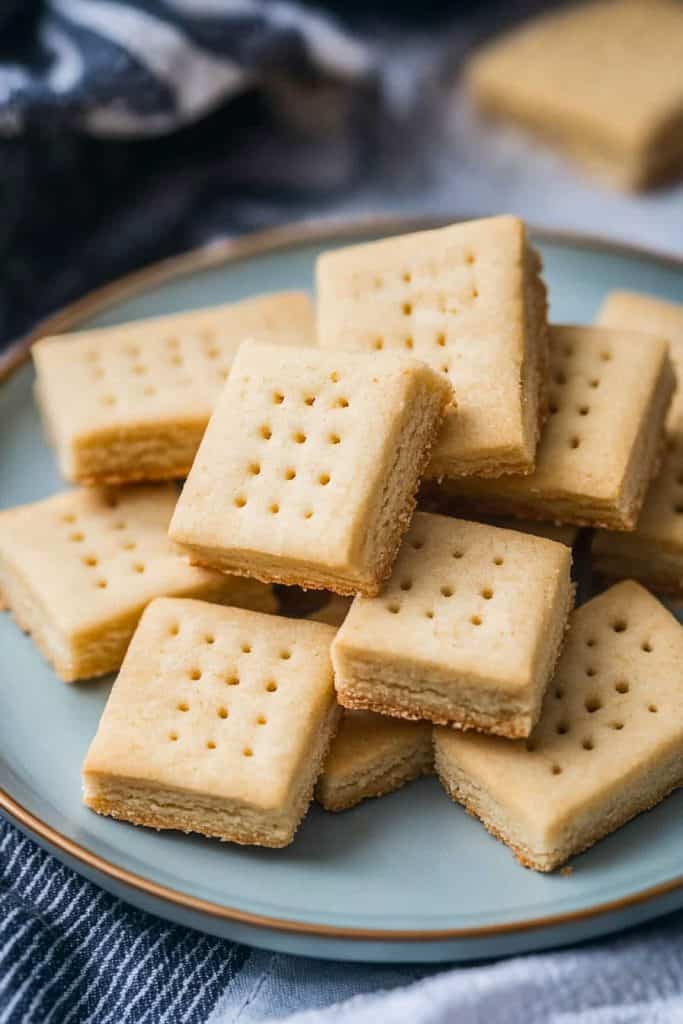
[83,599,340,847]
[170,341,453,596]
[597,291,683,428]
[441,326,675,530]
[593,292,683,593]
[316,711,433,812]
[466,0,683,191]
[317,215,547,478]
[435,582,683,871]
[0,486,275,682]
[332,512,574,738]
[33,292,314,485]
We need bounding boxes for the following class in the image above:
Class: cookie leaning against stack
[2,214,682,872]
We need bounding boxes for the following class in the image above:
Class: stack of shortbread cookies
[1,216,682,873]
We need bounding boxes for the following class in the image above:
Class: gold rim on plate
[1,214,682,943]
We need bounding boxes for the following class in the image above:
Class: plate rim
[1,213,682,944]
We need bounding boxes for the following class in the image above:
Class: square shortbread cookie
[316,710,433,812]
[593,291,683,594]
[332,512,574,738]
[82,598,340,847]
[441,325,675,530]
[435,582,683,871]
[0,486,275,682]
[33,291,314,485]
[170,341,453,596]
[316,215,548,478]
[466,0,683,191]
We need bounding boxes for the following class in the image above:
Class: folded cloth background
[1,2,683,1023]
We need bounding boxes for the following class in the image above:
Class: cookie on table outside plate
[332,512,574,739]
[316,710,433,812]
[33,291,314,485]
[441,326,675,530]
[170,341,453,597]
[466,0,683,191]
[83,599,340,847]
[593,293,683,596]
[0,485,275,682]
[317,215,547,479]
[435,581,683,871]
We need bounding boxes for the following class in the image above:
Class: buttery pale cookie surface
[332,512,574,738]
[0,485,275,682]
[316,710,433,812]
[33,291,314,485]
[435,582,683,872]
[170,341,452,596]
[83,599,340,847]
[316,215,547,478]
[594,292,683,594]
[442,325,675,530]
[466,0,683,190]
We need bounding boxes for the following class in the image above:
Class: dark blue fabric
[0,816,249,1024]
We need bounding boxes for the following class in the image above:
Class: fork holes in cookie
[641,641,653,653]
[556,722,569,735]
[578,405,589,416]
[293,431,306,444]
[582,738,594,751]
[279,649,291,660]
[551,764,562,776]
[269,503,280,515]
[226,673,239,686]
[554,687,564,700]
[589,378,600,389]
[585,697,602,712]
[318,473,330,486]
[411,539,425,550]
[234,495,247,508]
[189,669,202,681]
[273,391,284,405]
[387,602,400,614]
[70,532,84,543]
[402,302,412,316]
[217,706,228,719]
[481,587,493,600]
[328,433,341,445]
[241,643,251,654]
[373,338,384,351]
[206,741,216,750]
[243,747,253,757]
[648,703,658,713]
[569,436,581,450]
[132,562,145,574]
[265,681,277,692]
[612,619,627,633]
[330,372,340,383]
[204,634,215,645]
[169,731,178,742]
[440,586,453,598]
[436,333,446,348]
[121,540,136,550]
[82,555,98,567]
[95,579,107,589]
[400,579,412,591]
[470,615,482,626]
[304,395,316,406]
[177,702,189,712]
[600,351,612,362]
[335,397,349,409]
[248,463,261,476]
[609,721,624,731]
[169,624,179,637]
[585,666,596,677]
[257,714,267,725]
[284,468,296,481]
[615,681,629,694]
[260,425,272,440]
[493,556,503,566]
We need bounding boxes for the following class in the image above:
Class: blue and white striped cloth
[3,817,683,1023]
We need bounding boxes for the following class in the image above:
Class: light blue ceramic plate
[1,218,683,963]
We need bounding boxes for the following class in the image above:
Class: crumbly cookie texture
[170,340,453,597]
[33,291,315,485]
[594,293,683,594]
[316,710,433,812]
[0,485,275,682]
[83,599,340,847]
[332,512,574,739]
[441,325,675,530]
[316,215,548,478]
[435,581,683,871]
[466,0,683,191]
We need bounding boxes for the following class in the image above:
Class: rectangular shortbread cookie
[466,0,683,191]
[316,215,548,478]
[593,292,683,594]
[440,325,675,530]
[83,599,340,847]
[33,292,314,485]
[435,582,683,871]
[332,512,574,738]
[0,486,275,682]
[170,341,453,596]
[316,710,433,812]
